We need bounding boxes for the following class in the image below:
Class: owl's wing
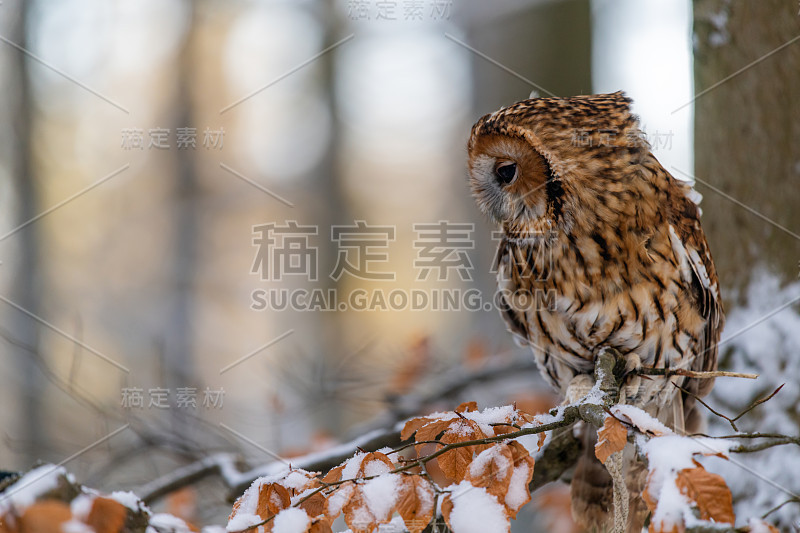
[667,183,724,398]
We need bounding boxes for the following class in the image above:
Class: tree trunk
[6,0,45,463]
[693,0,800,296]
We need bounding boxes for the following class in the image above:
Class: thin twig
[673,382,740,432]
[689,432,798,440]
[730,437,800,454]
[761,496,800,519]
[637,368,758,379]
[730,384,784,423]
[675,383,785,433]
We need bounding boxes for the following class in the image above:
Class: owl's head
[468,91,645,237]
[467,126,561,232]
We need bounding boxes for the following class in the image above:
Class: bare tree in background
[6,0,44,463]
[693,0,800,294]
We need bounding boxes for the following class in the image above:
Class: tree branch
[636,368,758,379]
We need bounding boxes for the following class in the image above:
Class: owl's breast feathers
[486,93,723,401]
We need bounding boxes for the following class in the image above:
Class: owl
[467,92,724,531]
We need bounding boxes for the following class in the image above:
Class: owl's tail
[570,425,649,533]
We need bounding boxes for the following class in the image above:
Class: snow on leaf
[358,452,393,477]
[258,484,291,518]
[228,469,322,532]
[403,404,533,444]
[642,434,736,532]
[465,444,514,504]
[674,464,735,525]
[504,441,535,518]
[441,481,510,533]
[342,486,384,533]
[0,464,68,516]
[594,415,628,464]
[395,475,435,533]
[323,451,397,528]
[148,513,194,533]
[272,508,310,533]
[323,483,354,523]
[611,405,672,437]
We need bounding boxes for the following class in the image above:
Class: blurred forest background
[0,0,798,528]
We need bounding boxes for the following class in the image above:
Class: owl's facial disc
[468,133,550,225]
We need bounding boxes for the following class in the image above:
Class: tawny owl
[467,92,724,531]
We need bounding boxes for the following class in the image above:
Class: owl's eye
[494,161,518,185]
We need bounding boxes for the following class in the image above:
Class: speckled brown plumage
[468,92,724,531]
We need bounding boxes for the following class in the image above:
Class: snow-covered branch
[124,349,798,533]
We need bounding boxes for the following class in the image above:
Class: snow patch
[69,494,96,521]
[360,473,400,520]
[110,490,144,511]
[505,464,531,512]
[147,513,193,533]
[0,464,65,515]
[611,404,672,436]
[445,481,509,533]
[62,519,95,533]
[273,508,310,533]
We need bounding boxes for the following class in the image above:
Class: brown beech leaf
[595,416,628,464]
[298,491,327,523]
[358,452,394,477]
[402,416,436,442]
[87,497,129,533]
[642,470,679,533]
[492,424,518,436]
[488,409,520,437]
[465,444,515,503]
[323,482,355,523]
[455,401,479,413]
[414,420,453,455]
[437,419,489,482]
[322,464,345,484]
[642,470,659,516]
[440,494,454,529]
[257,483,292,518]
[504,441,536,518]
[309,519,334,533]
[342,489,380,533]
[18,501,72,533]
[675,464,735,525]
[396,475,435,533]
